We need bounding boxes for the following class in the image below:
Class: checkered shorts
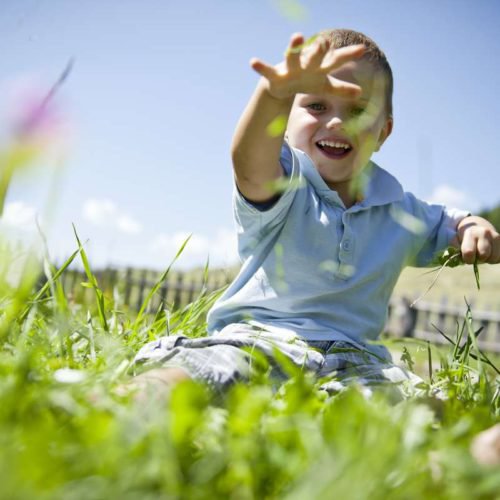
[133,323,426,399]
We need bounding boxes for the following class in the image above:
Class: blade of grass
[202,256,210,290]
[133,234,192,329]
[18,247,80,323]
[473,259,480,290]
[452,319,466,361]
[73,224,108,332]
[37,218,69,315]
[463,300,485,378]
[410,253,461,307]
[427,341,433,383]
[433,323,500,376]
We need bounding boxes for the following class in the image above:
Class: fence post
[187,277,197,304]
[123,268,133,306]
[136,269,148,311]
[108,268,117,294]
[436,296,448,334]
[388,296,417,338]
[159,279,169,309]
[173,273,183,309]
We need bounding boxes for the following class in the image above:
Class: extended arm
[232,33,365,203]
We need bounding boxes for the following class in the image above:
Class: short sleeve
[407,194,470,266]
[233,142,303,259]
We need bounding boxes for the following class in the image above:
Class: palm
[250,33,365,100]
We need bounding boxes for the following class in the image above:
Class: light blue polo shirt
[207,143,467,346]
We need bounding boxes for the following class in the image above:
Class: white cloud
[117,215,142,234]
[151,227,238,268]
[82,199,116,226]
[211,227,238,264]
[426,185,478,212]
[1,201,37,228]
[82,198,142,234]
[0,202,44,285]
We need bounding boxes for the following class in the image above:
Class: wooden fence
[387,297,500,353]
[58,267,500,353]
[58,267,231,313]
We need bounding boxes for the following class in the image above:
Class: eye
[306,102,326,112]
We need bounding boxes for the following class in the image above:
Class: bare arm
[231,80,293,202]
[232,33,365,203]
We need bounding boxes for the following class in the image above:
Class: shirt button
[342,240,351,251]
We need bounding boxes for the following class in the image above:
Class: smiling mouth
[316,140,352,159]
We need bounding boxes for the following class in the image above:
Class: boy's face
[286,58,393,195]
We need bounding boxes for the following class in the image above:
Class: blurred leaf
[273,0,309,22]
[389,205,427,235]
[266,114,288,138]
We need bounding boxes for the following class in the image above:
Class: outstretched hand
[250,33,365,101]
[455,216,500,264]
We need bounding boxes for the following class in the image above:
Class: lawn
[0,246,499,500]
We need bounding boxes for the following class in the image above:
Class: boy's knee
[117,367,192,402]
[136,367,192,386]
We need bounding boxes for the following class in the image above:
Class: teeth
[318,140,350,149]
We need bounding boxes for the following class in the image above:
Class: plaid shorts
[133,323,426,400]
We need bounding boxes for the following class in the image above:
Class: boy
[132,30,500,399]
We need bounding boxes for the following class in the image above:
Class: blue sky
[1,0,499,270]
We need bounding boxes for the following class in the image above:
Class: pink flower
[5,60,73,148]
[8,86,67,146]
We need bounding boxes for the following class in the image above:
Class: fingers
[302,37,330,68]
[285,33,305,72]
[491,233,500,263]
[460,229,482,264]
[321,44,366,72]
[250,34,366,99]
[460,227,500,264]
[250,58,278,80]
[251,33,304,79]
[327,75,362,97]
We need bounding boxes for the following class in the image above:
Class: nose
[326,115,343,130]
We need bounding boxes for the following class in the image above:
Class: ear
[374,116,393,152]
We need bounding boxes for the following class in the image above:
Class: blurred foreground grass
[0,244,499,499]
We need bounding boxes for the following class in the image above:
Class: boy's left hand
[455,216,500,264]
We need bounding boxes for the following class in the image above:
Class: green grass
[0,245,499,500]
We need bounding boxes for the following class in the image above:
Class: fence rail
[57,267,500,352]
[387,297,500,353]
[58,267,230,312]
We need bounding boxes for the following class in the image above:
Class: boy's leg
[131,366,192,389]
[126,340,253,400]
[318,341,429,401]
[125,333,432,403]
[126,325,325,399]
[116,367,192,402]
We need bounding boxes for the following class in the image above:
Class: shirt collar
[292,147,404,210]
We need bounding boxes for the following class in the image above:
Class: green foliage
[0,244,499,499]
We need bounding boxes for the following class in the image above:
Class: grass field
[0,244,499,499]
